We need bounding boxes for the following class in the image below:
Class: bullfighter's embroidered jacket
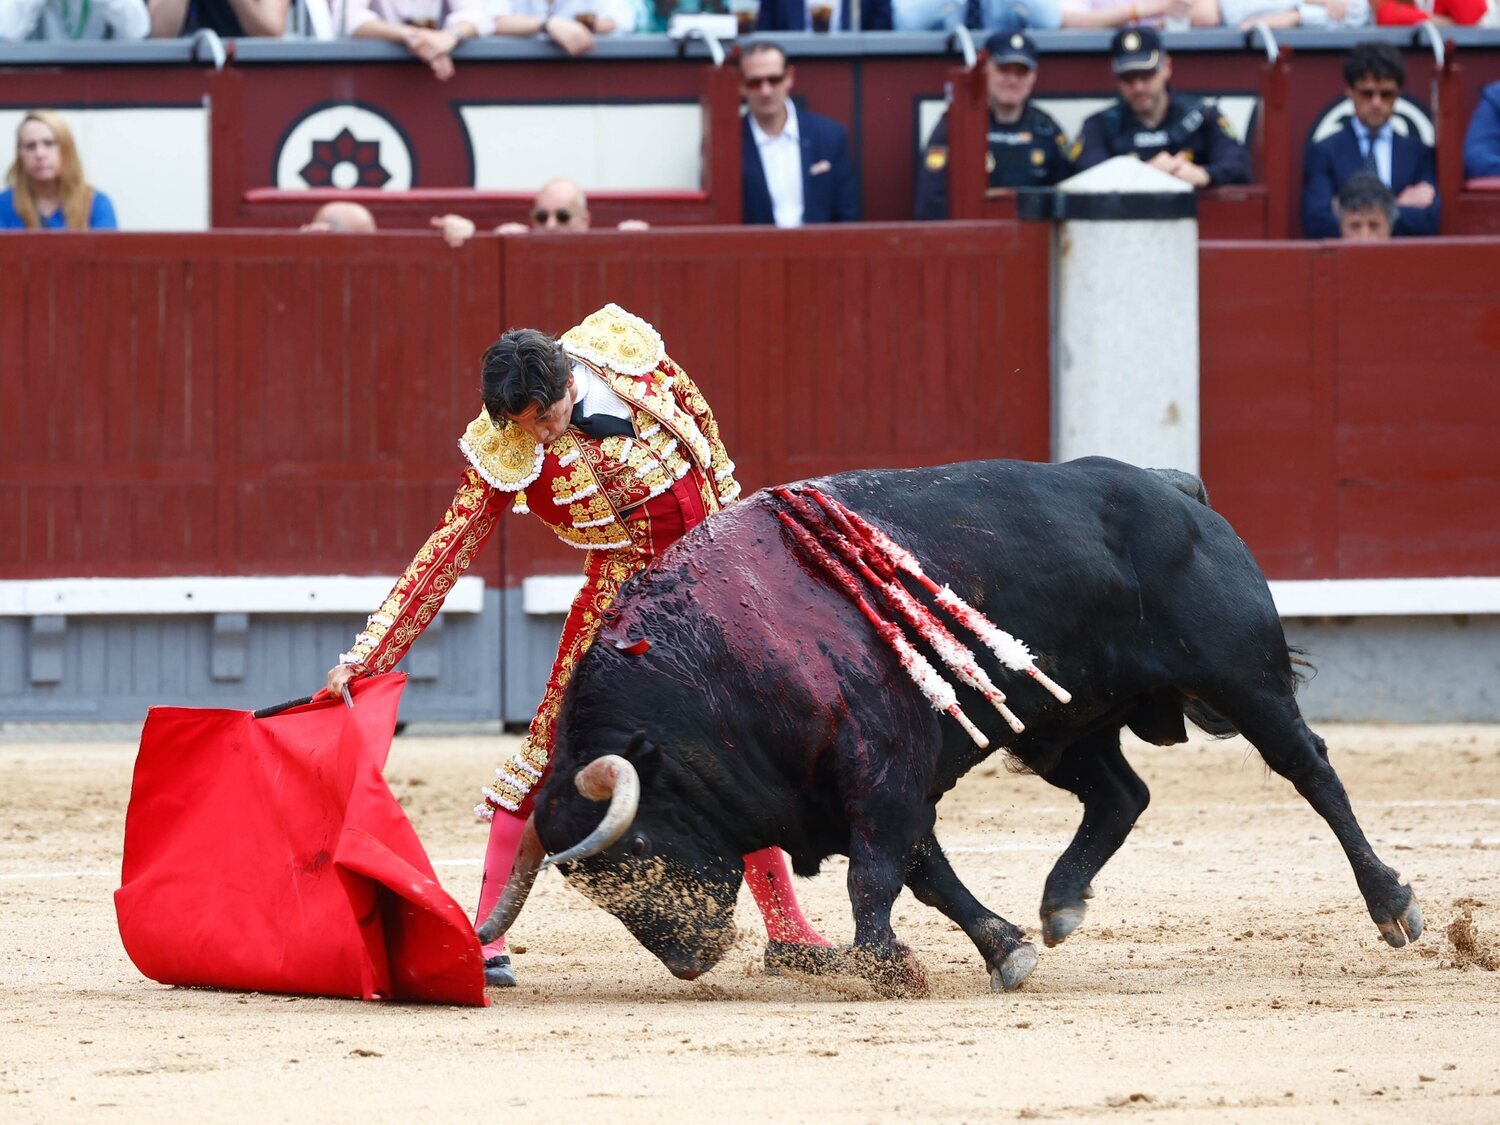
[338,303,740,814]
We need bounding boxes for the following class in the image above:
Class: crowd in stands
[2,0,1496,41]
[5,30,1500,233]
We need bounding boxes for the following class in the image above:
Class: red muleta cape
[114,673,486,1006]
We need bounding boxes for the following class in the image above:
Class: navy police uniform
[916,104,1071,220]
[1072,28,1250,188]
[915,32,1072,220]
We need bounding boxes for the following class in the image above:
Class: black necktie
[570,405,634,440]
[1362,131,1380,177]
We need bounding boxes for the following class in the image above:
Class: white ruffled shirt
[570,360,633,424]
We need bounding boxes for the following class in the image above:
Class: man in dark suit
[754,0,891,30]
[1302,41,1439,239]
[741,42,861,226]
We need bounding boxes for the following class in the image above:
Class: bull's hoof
[764,940,845,976]
[1374,888,1423,948]
[989,942,1038,992]
[1040,901,1087,948]
[859,944,930,999]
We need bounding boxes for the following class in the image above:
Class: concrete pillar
[1047,156,1199,474]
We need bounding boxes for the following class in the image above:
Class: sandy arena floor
[2,724,1498,1123]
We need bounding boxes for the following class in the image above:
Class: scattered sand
[1447,907,1500,971]
[3,723,1500,1122]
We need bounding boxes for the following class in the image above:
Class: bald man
[301,201,378,233]
[431,178,646,247]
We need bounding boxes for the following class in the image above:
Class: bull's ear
[623,730,664,782]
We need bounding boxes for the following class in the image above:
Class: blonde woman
[1,110,118,230]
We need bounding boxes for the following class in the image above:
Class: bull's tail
[1148,467,1210,507]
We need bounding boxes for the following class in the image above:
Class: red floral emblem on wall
[298,128,392,189]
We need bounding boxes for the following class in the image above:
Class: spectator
[891,0,1210,32]
[1,111,117,231]
[1200,0,1368,29]
[486,0,635,54]
[1374,0,1487,24]
[0,0,149,39]
[431,178,648,246]
[740,42,860,226]
[757,0,891,31]
[301,201,379,232]
[915,32,1071,220]
[343,0,490,81]
[1302,41,1438,238]
[1072,28,1250,190]
[147,0,289,36]
[1463,80,1500,180]
[1335,171,1396,240]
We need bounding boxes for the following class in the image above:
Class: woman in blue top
[1,110,118,230]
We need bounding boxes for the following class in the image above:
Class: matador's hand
[326,662,366,695]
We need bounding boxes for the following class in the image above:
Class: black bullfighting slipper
[483,954,517,988]
[763,941,845,976]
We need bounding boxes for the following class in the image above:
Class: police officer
[915,31,1072,220]
[1073,27,1250,190]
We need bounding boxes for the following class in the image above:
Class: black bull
[482,457,1423,995]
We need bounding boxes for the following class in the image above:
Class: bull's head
[476,737,743,980]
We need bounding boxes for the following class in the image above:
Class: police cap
[984,31,1038,71]
[1110,26,1164,76]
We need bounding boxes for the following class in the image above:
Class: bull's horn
[540,754,641,869]
[476,816,545,945]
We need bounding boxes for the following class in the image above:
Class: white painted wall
[458,103,704,191]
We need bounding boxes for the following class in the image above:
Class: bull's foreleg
[846,833,930,998]
[1038,730,1150,947]
[904,832,1038,992]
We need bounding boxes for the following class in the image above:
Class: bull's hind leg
[1207,689,1422,948]
[905,832,1038,992]
[1037,729,1150,947]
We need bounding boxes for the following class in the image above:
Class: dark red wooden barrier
[1200,237,1500,580]
[0,224,1051,583]
[0,233,501,582]
[495,222,1053,578]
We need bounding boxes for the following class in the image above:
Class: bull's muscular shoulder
[560,304,665,376]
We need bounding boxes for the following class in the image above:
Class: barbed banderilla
[773,487,1025,736]
[805,488,1071,706]
[771,485,1072,747]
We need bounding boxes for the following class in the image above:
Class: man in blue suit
[741,42,861,226]
[1302,41,1439,239]
[755,0,891,30]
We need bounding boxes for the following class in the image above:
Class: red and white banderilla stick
[808,490,1072,705]
[774,510,989,749]
[774,489,1026,735]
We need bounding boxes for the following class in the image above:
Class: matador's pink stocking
[475,807,529,959]
[742,847,833,946]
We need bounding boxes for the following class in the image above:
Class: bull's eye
[630,835,649,857]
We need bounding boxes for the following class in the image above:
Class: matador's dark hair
[481,329,570,422]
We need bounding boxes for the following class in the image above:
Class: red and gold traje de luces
[339,304,739,816]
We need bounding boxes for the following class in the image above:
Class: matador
[326,304,833,987]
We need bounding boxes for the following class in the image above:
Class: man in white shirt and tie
[740,42,861,227]
[1301,40,1439,238]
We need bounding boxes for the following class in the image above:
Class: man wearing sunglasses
[430,178,648,246]
[740,41,861,227]
[1302,41,1438,238]
[1072,28,1249,190]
